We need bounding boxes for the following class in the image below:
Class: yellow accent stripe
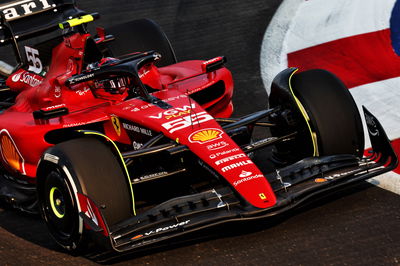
[77,130,136,216]
[288,69,319,157]
[59,14,95,29]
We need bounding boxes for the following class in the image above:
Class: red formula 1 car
[0,0,397,257]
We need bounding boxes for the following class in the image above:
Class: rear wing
[0,0,83,45]
[0,0,86,71]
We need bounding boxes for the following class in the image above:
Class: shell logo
[0,130,25,174]
[189,128,223,144]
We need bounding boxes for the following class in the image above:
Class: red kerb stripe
[392,139,400,174]
[288,29,400,89]
[288,32,400,174]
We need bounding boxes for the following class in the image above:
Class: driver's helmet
[86,57,119,70]
[86,57,130,95]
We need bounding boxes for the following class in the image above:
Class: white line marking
[286,0,396,53]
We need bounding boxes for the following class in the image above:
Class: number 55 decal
[25,46,43,74]
[161,111,214,133]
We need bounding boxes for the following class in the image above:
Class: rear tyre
[38,137,133,252]
[103,19,177,67]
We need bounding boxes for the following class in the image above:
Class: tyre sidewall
[292,69,365,157]
[38,162,84,251]
[37,137,133,252]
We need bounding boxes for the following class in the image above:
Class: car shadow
[0,203,61,251]
[0,180,382,264]
[0,181,378,264]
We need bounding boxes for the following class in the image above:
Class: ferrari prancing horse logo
[111,116,121,136]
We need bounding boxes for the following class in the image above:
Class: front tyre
[292,69,364,157]
[38,137,133,253]
[269,69,365,163]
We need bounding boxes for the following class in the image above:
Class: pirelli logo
[0,0,54,21]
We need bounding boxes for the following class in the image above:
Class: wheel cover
[42,171,78,242]
[49,187,65,219]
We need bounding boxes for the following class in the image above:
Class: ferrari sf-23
[0,0,397,257]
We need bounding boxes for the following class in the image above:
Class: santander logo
[11,71,42,87]
[239,170,252,178]
[11,72,22,82]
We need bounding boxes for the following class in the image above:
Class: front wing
[90,107,398,256]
